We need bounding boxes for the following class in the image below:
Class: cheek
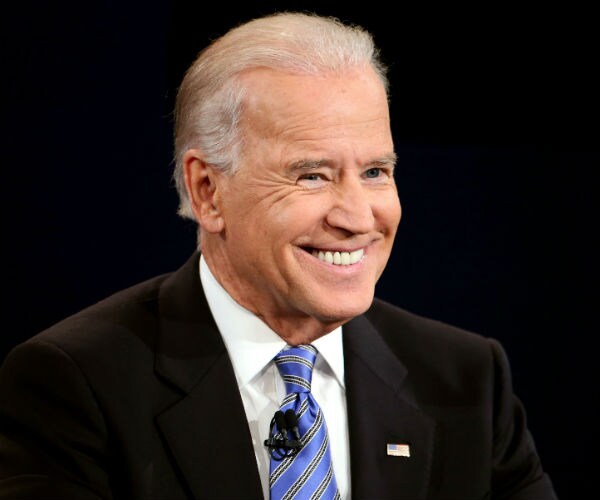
[270,196,327,231]
[238,212,298,253]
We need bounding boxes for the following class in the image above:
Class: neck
[257,315,343,346]
[200,245,345,345]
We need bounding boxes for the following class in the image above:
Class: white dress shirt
[199,255,351,499]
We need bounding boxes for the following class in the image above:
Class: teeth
[311,248,364,266]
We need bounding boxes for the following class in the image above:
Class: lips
[310,248,364,266]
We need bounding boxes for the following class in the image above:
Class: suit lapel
[153,252,263,499]
[344,314,436,500]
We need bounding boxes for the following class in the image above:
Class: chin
[310,295,374,324]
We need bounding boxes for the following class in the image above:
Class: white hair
[173,11,389,220]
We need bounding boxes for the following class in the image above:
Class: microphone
[264,410,303,460]
[285,409,301,441]
[275,411,289,440]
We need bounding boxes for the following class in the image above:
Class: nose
[325,178,375,235]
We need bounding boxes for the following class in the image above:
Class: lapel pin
[386,443,411,457]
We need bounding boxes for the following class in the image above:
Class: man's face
[206,67,401,333]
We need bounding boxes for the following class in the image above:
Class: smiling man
[186,66,400,345]
[0,12,557,500]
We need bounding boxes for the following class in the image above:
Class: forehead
[237,67,393,162]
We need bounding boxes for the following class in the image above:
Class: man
[0,12,556,500]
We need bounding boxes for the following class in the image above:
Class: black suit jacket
[0,252,556,499]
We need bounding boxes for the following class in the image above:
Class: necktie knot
[274,344,317,395]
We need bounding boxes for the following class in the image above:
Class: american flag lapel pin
[386,442,411,457]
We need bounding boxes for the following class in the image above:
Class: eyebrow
[286,153,397,175]
[367,153,397,169]
[286,159,330,176]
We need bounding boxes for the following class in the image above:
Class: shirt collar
[199,254,345,389]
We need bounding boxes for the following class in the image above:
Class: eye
[364,167,382,179]
[300,173,324,181]
[297,172,328,188]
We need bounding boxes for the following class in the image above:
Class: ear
[182,149,225,233]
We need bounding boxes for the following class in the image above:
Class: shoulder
[363,297,504,385]
[33,272,172,350]
[0,270,182,417]
[1,270,188,387]
[2,251,204,379]
[365,297,494,351]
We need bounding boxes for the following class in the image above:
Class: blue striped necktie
[269,344,340,500]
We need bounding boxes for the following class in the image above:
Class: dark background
[1,1,597,498]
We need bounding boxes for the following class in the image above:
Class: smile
[310,248,364,266]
